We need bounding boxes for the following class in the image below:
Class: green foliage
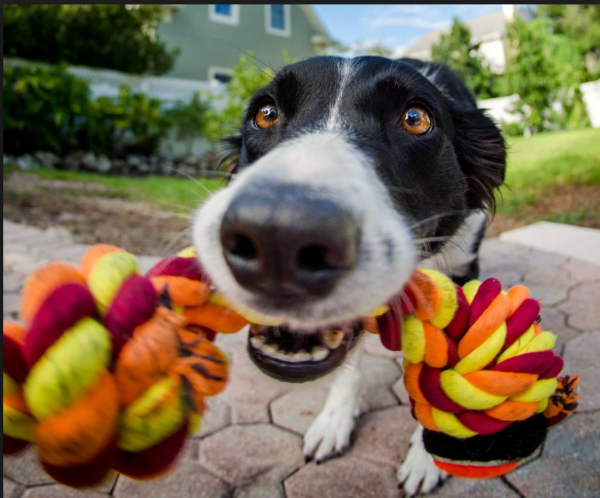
[3,63,90,155]
[500,128,600,213]
[504,17,589,135]
[3,5,178,75]
[431,18,501,99]
[164,94,209,151]
[84,86,172,156]
[3,63,210,157]
[202,53,274,143]
[535,5,600,79]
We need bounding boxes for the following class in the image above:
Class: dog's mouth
[247,322,363,382]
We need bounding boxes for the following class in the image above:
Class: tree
[202,53,274,143]
[535,5,600,79]
[431,18,499,100]
[3,5,178,75]
[504,17,588,135]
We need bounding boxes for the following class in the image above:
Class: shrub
[3,63,90,156]
[84,86,172,156]
[202,53,274,143]
[164,94,210,154]
[3,5,178,75]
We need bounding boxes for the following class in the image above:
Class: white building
[403,5,517,74]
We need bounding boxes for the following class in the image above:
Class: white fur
[193,131,416,330]
[420,210,486,276]
[303,343,363,461]
[398,426,448,496]
[326,59,357,130]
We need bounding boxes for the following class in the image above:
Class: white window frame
[208,66,234,85]
[209,4,240,26]
[265,4,291,38]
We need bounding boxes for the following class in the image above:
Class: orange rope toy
[3,244,249,488]
[366,268,579,478]
[4,245,579,485]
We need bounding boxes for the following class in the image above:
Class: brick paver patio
[3,219,599,498]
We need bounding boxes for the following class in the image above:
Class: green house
[158,5,330,83]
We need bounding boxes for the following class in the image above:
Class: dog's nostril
[297,245,332,273]
[226,234,258,260]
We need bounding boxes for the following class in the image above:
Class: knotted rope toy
[3,244,249,488]
[4,245,579,485]
[366,268,580,478]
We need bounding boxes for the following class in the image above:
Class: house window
[265,5,291,37]
[208,66,233,85]
[209,4,240,26]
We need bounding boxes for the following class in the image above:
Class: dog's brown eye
[255,103,279,130]
[401,107,431,135]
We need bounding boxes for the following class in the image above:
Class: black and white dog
[194,56,505,495]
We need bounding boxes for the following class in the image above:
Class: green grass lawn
[500,127,600,214]
[20,169,226,214]
[6,127,599,225]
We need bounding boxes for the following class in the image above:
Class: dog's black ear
[451,106,506,212]
[219,135,243,182]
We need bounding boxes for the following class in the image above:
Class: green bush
[84,86,172,156]
[164,94,210,153]
[3,5,178,75]
[3,63,90,156]
[202,53,274,143]
[3,62,212,158]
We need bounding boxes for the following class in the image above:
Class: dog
[193,56,506,495]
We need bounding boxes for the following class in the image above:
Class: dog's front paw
[398,427,447,496]
[303,398,360,463]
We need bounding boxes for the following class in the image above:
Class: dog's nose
[220,184,361,299]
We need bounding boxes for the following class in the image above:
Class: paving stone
[500,221,600,266]
[285,457,399,498]
[350,406,417,467]
[521,266,572,306]
[114,462,229,498]
[524,250,569,270]
[271,382,329,435]
[136,255,162,274]
[480,239,532,260]
[3,271,25,293]
[199,424,303,486]
[193,396,232,438]
[539,306,580,352]
[562,332,600,412]
[2,448,54,486]
[392,376,410,405]
[235,482,284,498]
[506,413,600,498]
[432,477,518,498]
[221,347,290,424]
[22,486,110,498]
[359,355,402,411]
[3,293,21,320]
[3,448,117,492]
[559,281,600,331]
[562,258,600,283]
[3,478,24,498]
[363,333,402,359]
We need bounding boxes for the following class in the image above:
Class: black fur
[222,56,505,258]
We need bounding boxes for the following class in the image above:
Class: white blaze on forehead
[326,59,358,131]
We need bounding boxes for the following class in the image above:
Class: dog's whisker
[409,210,473,231]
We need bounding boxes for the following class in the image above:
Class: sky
[312,4,503,57]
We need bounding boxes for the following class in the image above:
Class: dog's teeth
[263,343,278,355]
[250,336,265,348]
[293,351,311,362]
[322,330,344,349]
[311,346,329,361]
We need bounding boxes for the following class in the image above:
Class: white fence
[479,80,600,130]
